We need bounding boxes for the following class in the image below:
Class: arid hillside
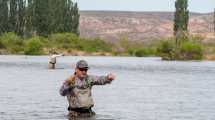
[79,11,214,42]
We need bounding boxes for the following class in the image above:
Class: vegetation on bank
[0,32,209,60]
[0,32,113,55]
[157,36,203,60]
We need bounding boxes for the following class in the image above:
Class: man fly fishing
[60,60,115,117]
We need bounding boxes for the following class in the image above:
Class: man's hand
[107,73,115,81]
[65,75,76,85]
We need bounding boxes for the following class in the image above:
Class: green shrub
[79,38,112,52]
[156,37,203,60]
[157,40,174,55]
[156,40,175,60]
[24,37,44,55]
[178,41,203,60]
[48,33,113,53]
[0,40,4,49]
[127,47,136,56]
[134,48,156,57]
[48,33,79,50]
[0,32,24,54]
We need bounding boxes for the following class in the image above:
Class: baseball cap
[76,60,89,69]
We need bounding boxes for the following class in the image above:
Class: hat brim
[77,67,89,69]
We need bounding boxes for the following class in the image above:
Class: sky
[73,0,215,13]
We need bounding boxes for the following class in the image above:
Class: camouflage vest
[67,75,94,108]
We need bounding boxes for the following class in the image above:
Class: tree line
[0,0,79,37]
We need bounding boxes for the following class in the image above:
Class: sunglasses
[79,68,88,72]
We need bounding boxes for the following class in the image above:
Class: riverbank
[0,32,215,60]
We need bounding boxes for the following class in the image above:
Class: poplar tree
[16,0,25,36]
[0,0,9,34]
[174,0,189,44]
[25,0,33,36]
[1,0,26,36]
[8,0,18,32]
[71,2,80,35]
[33,0,50,36]
[48,0,66,33]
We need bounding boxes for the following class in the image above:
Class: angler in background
[48,53,64,69]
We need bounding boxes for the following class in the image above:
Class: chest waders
[67,77,96,117]
[67,76,94,109]
[48,58,56,69]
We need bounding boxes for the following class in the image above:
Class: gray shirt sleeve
[88,75,112,86]
[59,81,73,96]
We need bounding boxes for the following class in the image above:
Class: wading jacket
[60,75,111,109]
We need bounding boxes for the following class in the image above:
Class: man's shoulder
[86,75,96,79]
[85,75,95,81]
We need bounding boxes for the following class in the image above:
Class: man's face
[75,68,88,79]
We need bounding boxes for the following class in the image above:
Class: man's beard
[79,74,87,80]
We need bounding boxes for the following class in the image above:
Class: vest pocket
[68,88,94,108]
[76,89,94,107]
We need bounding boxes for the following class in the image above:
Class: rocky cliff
[79,11,214,42]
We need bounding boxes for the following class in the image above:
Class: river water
[0,55,215,120]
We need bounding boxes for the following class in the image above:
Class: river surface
[0,55,215,120]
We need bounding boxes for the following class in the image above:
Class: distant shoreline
[79,10,212,15]
[1,52,215,61]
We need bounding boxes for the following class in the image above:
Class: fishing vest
[67,76,94,108]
